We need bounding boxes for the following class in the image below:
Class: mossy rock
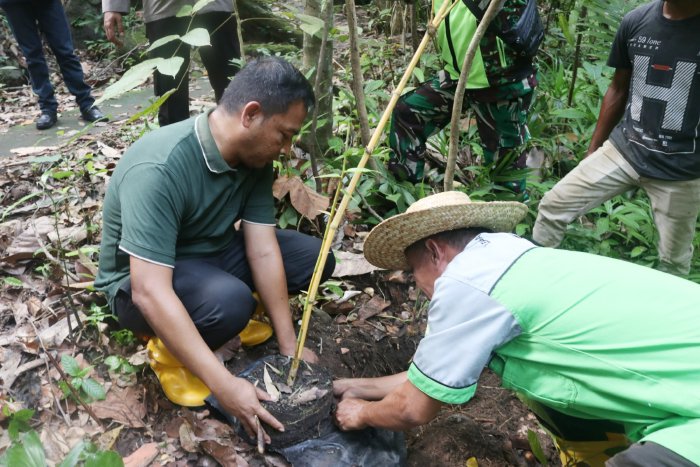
[0,64,26,87]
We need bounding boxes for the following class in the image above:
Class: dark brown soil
[4,270,558,466]
[224,274,558,466]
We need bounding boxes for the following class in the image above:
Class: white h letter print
[631,55,696,132]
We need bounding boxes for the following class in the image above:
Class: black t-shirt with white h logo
[609,0,700,181]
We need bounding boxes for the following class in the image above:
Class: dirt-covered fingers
[237,405,280,444]
[301,346,319,364]
[334,398,369,431]
[255,385,272,402]
[332,378,353,398]
[254,405,284,441]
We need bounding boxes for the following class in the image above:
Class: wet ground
[0,77,215,158]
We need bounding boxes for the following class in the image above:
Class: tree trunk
[345,0,371,149]
[301,0,334,164]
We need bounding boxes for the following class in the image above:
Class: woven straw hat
[363,191,528,270]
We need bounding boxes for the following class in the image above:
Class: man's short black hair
[405,227,493,261]
[219,57,315,116]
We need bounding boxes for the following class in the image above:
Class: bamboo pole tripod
[287,0,463,386]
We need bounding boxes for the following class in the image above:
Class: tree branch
[445,0,505,191]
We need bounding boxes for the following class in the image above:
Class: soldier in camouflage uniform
[388,0,538,195]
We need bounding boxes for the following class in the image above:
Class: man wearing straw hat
[334,191,700,466]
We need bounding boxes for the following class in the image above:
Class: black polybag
[206,395,407,466]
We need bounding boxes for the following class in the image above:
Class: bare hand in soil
[281,346,319,364]
[215,376,284,443]
[333,373,408,401]
[333,378,354,399]
[300,346,319,363]
[334,398,369,431]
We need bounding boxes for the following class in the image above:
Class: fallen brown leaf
[9,146,58,156]
[91,386,146,428]
[332,251,380,277]
[179,421,198,453]
[97,141,121,159]
[290,387,328,405]
[272,175,329,219]
[201,440,248,466]
[386,270,409,284]
[123,442,159,467]
[357,295,391,322]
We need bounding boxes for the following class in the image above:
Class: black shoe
[36,112,57,130]
[81,106,108,123]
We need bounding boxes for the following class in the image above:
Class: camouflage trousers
[388,70,537,192]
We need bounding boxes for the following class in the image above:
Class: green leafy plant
[3,407,34,439]
[104,355,137,375]
[0,406,122,467]
[3,276,25,288]
[58,441,123,467]
[110,329,138,347]
[58,355,106,403]
[0,429,46,467]
[84,303,117,328]
[527,429,549,466]
[0,408,45,467]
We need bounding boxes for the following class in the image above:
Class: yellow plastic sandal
[555,432,630,467]
[239,319,274,347]
[239,293,274,347]
[147,337,211,407]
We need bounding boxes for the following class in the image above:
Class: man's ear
[240,101,263,128]
[424,238,442,264]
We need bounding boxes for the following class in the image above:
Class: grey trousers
[533,140,700,276]
[606,442,696,467]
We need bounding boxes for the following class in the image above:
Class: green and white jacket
[409,233,700,463]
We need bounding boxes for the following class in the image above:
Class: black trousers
[114,230,335,349]
[2,0,94,114]
[145,11,241,126]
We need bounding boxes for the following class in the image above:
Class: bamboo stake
[444,0,504,191]
[288,0,459,386]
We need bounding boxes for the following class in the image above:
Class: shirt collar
[195,108,235,174]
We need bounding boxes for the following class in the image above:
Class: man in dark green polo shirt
[96,57,335,443]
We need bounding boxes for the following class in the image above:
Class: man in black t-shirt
[533,0,700,276]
